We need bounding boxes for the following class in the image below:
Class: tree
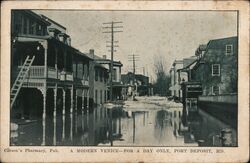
[153,56,171,96]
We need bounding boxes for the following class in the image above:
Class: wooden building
[11,10,92,145]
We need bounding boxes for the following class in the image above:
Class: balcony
[13,66,91,87]
[15,66,73,81]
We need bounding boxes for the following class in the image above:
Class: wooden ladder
[10,55,35,108]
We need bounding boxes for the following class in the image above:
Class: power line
[128,54,140,86]
[103,21,123,101]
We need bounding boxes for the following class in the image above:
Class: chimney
[89,49,94,59]
[103,55,107,59]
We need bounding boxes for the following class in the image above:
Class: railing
[16,66,84,82]
[66,72,73,81]
[17,66,44,78]
[48,67,57,79]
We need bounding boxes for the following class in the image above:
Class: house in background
[191,37,238,96]
[93,54,125,100]
[178,36,238,127]
[87,49,109,106]
[169,57,196,101]
[121,72,152,96]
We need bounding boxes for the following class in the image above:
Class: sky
[34,10,237,81]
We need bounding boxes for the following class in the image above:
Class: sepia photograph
[10,9,238,147]
[1,0,249,162]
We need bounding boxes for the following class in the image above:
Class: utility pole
[103,21,123,101]
[128,54,140,97]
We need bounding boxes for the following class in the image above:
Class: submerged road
[12,96,237,146]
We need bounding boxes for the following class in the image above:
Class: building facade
[88,50,109,106]
[121,72,152,96]
[191,37,238,95]
[94,54,124,100]
[11,10,92,145]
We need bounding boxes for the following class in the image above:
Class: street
[12,96,237,146]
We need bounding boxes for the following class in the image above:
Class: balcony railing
[15,66,89,85]
[48,67,57,79]
[18,66,44,78]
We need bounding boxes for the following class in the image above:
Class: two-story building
[169,57,195,100]
[87,50,109,106]
[121,72,152,96]
[191,37,238,96]
[93,54,124,100]
[10,10,92,145]
[178,37,238,127]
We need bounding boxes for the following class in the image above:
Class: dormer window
[225,44,233,55]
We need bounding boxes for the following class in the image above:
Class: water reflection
[13,105,237,146]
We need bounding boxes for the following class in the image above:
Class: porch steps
[10,55,35,108]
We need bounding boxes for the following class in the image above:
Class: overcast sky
[34,10,237,81]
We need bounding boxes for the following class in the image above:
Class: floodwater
[11,101,237,146]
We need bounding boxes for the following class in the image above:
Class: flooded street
[12,97,237,147]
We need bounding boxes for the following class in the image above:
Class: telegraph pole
[103,21,123,101]
[128,54,140,85]
[128,54,140,97]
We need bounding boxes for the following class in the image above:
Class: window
[104,90,106,102]
[95,90,98,104]
[112,68,117,81]
[95,69,98,81]
[23,17,27,34]
[212,64,220,76]
[100,70,103,82]
[212,86,220,95]
[100,90,102,104]
[225,44,233,55]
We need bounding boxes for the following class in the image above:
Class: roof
[94,62,108,70]
[85,53,123,67]
[22,10,51,26]
[95,59,123,67]
[177,58,197,72]
[207,36,237,43]
[41,14,67,30]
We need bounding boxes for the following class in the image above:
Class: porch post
[87,89,89,108]
[62,88,66,141]
[53,85,57,145]
[75,90,78,134]
[40,40,48,78]
[41,86,47,146]
[86,89,89,126]
[55,47,58,79]
[70,85,73,141]
[82,89,85,130]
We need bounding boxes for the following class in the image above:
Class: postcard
[1,0,249,162]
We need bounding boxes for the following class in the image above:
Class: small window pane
[212,64,220,76]
[226,45,233,55]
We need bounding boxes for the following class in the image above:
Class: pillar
[55,47,58,79]
[62,88,66,141]
[75,90,78,134]
[41,87,47,146]
[82,89,85,130]
[40,40,48,78]
[70,85,73,140]
[86,89,89,126]
[86,89,89,108]
[53,86,57,145]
